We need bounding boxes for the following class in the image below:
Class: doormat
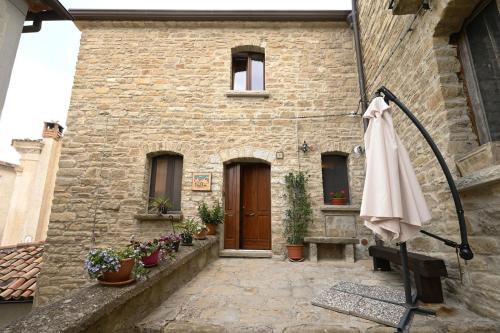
[333,281,406,305]
[312,283,408,328]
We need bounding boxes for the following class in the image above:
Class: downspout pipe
[349,0,369,130]
[22,15,42,33]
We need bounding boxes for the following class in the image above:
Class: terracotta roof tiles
[0,242,44,301]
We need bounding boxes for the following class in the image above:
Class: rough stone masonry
[35,20,368,306]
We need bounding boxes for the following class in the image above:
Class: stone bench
[304,237,359,263]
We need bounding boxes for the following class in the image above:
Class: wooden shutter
[321,154,349,204]
[150,155,183,211]
[224,164,241,249]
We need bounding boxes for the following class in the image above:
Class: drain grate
[312,283,409,328]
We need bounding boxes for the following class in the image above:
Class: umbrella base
[312,283,437,329]
[397,304,436,332]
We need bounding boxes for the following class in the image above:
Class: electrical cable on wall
[90,111,110,249]
[366,5,426,90]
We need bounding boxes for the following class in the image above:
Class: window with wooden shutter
[321,154,350,205]
[458,0,500,144]
[149,155,183,211]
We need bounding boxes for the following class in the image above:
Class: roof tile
[0,242,44,301]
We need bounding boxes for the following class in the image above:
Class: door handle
[245,212,255,216]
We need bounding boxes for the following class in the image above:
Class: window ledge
[134,213,183,222]
[456,165,500,192]
[225,90,270,98]
[321,205,360,213]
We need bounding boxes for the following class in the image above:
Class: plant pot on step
[287,244,305,261]
[194,229,208,240]
[181,233,193,246]
[331,197,347,205]
[206,223,217,235]
[171,240,180,252]
[100,258,135,284]
[141,249,160,267]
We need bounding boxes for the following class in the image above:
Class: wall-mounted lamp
[353,145,365,157]
[300,141,311,153]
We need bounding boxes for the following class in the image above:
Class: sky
[0,0,351,164]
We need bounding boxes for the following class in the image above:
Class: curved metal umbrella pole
[375,86,473,261]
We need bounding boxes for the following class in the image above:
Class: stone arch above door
[216,147,276,165]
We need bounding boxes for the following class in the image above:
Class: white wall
[0,0,28,116]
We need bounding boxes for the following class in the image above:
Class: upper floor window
[321,153,350,205]
[149,154,183,211]
[458,0,500,144]
[232,51,265,91]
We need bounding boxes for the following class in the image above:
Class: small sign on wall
[192,173,212,191]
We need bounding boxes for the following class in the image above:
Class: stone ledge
[321,205,360,213]
[3,237,219,333]
[456,165,500,192]
[219,249,272,258]
[225,90,270,98]
[134,213,183,222]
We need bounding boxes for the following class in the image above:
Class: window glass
[321,154,349,204]
[251,54,264,90]
[231,51,265,91]
[232,54,247,91]
[150,155,183,211]
[464,1,500,142]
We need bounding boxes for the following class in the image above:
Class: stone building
[35,10,370,305]
[357,0,500,319]
[36,0,499,323]
[0,122,64,246]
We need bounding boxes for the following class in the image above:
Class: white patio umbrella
[360,97,431,243]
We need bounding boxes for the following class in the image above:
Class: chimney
[42,121,64,140]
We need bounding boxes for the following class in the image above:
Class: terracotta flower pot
[206,223,216,235]
[141,249,160,267]
[331,197,347,205]
[194,229,207,240]
[101,258,134,283]
[287,244,304,261]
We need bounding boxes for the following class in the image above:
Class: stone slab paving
[137,258,500,333]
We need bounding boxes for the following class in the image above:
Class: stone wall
[6,237,219,333]
[36,20,365,305]
[357,0,500,319]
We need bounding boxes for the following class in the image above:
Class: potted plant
[175,217,205,245]
[130,239,161,267]
[329,190,348,205]
[85,247,147,286]
[149,196,173,214]
[198,200,224,235]
[159,233,182,252]
[283,172,312,261]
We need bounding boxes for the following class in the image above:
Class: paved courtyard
[138,258,499,333]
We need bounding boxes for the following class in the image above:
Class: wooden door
[224,164,240,249]
[240,164,271,250]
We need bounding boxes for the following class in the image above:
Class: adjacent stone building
[357,0,499,319]
[36,0,500,323]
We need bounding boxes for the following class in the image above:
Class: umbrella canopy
[360,97,431,243]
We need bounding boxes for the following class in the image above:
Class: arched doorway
[224,162,271,250]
